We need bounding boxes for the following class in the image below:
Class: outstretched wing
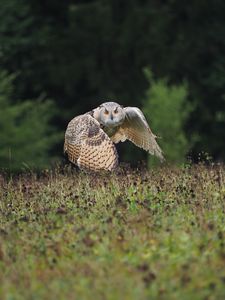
[64,114,118,171]
[111,107,165,162]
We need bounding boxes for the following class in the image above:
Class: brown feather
[64,114,118,171]
[111,107,165,162]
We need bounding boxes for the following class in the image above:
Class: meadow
[0,164,224,300]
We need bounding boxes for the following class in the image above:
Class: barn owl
[64,102,164,171]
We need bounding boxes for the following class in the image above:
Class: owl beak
[110,113,114,120]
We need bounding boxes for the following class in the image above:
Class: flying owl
[64,102,164,171]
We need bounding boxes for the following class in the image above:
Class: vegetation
[0,164,224,299]
[0,0,224,167]
[0,71,61,172]
[143,69,191,165]
[0,2,224,299]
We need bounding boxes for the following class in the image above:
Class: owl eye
[104,109,109,115]
[114,108,118,114]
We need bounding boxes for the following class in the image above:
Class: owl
[64,102,164,171]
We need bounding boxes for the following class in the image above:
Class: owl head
[94,102,125,127]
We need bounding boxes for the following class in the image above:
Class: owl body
[101,125,119,138]
[64,102,164,171]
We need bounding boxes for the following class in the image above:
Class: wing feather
[64,114,118,171]
[111,107,165,162]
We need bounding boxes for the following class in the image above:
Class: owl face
[98,102,125,128]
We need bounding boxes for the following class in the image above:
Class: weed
[0,164,224,300]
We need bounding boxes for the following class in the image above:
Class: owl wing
[111,107,165,162]
[64,114,118,171]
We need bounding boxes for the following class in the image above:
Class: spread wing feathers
[64,114,118,171]
[111,107,165,162]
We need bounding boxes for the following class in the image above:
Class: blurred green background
[0,0,224,171]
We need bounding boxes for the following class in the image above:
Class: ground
[0,164,224,300]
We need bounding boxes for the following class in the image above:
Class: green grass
[0,164,225,300]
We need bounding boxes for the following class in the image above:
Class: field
[0,164,224,300]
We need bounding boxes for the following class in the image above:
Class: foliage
[0,0,224,163]
[0,164,224,299]
[0,71,61,172]
[143,69,192,165]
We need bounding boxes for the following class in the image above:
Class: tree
[143,70,192,165]
[0,71,62,172]
[0,0,224,162]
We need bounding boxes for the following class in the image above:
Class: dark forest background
[0,0,225,171]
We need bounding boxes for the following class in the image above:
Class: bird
[64,101,164,171]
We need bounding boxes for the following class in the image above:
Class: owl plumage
[64,102,164,171]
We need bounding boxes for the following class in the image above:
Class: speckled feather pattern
[64,114,118,171]
[64,103,164,171]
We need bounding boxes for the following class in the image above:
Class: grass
[0,163,224,300]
